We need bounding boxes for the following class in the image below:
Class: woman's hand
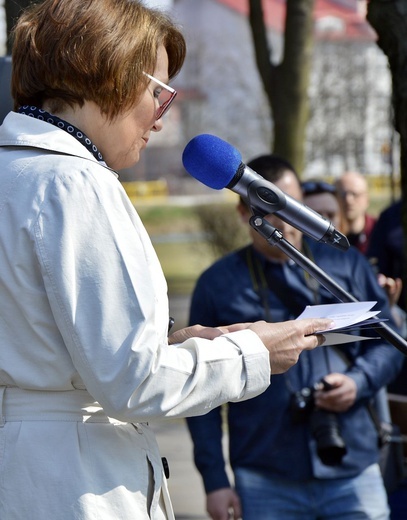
[247,318,333,374]
[169,318,333,375]
[168,324,231,344]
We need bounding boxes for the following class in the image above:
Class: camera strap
[241,241,320,321]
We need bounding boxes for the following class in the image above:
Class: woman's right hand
[247,318,333,374]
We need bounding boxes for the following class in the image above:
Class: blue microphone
[182,134,349,251]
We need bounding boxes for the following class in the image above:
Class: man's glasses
[337,190,366,199]
[143,72,177,120]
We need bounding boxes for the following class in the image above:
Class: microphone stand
[249,214,407,356]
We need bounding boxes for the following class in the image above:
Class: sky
[143,0,173,9]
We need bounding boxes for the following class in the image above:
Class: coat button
[162,457,170,479]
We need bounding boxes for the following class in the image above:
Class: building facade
[173,0,397,182]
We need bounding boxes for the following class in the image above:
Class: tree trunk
[248,0,315,174]
[367,0,407,310]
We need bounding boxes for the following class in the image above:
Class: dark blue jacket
[186,239,403,493]
[367,199,404,310]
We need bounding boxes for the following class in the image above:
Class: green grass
[137,205,200,235]
[136,204,219,295]
[153,240,216,295]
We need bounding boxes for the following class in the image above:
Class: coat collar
[0,111,118,178]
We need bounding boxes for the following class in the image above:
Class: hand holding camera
[290,374,357,466]
[314,373,357,413]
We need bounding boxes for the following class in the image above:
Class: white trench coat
[0,112,270,519]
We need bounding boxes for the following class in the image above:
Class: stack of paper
[296,301,385,345]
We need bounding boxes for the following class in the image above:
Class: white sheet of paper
[318,311,380,332]
[296,301,378,332]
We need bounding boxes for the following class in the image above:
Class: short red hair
[11,0,186,119]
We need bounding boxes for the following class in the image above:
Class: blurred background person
[368,199,407,520]
[301,173,405,470]
[367,199,406,348]
[187,154,403,520]
[302,181,404,331]
[302,179,343,230]
[368,199,404,314]
[335,171,376,255]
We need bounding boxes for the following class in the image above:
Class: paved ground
[150,295,230,519]
[151,418,210,520]
[168,293,191,333]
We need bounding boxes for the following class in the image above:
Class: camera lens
[310,409,347,466]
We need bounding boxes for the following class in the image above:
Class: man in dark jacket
[187,155,403,520]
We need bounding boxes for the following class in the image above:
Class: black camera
[290,378,347,466]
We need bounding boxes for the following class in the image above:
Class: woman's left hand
[168,322,255,345]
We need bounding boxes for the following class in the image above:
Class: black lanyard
[243,243,332,386]
[244,241,320,321]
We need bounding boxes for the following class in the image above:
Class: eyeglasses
[338,190,366,199]
[143,72,177,120]
[302,181,337,196]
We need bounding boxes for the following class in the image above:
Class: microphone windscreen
[182,134,242,190]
